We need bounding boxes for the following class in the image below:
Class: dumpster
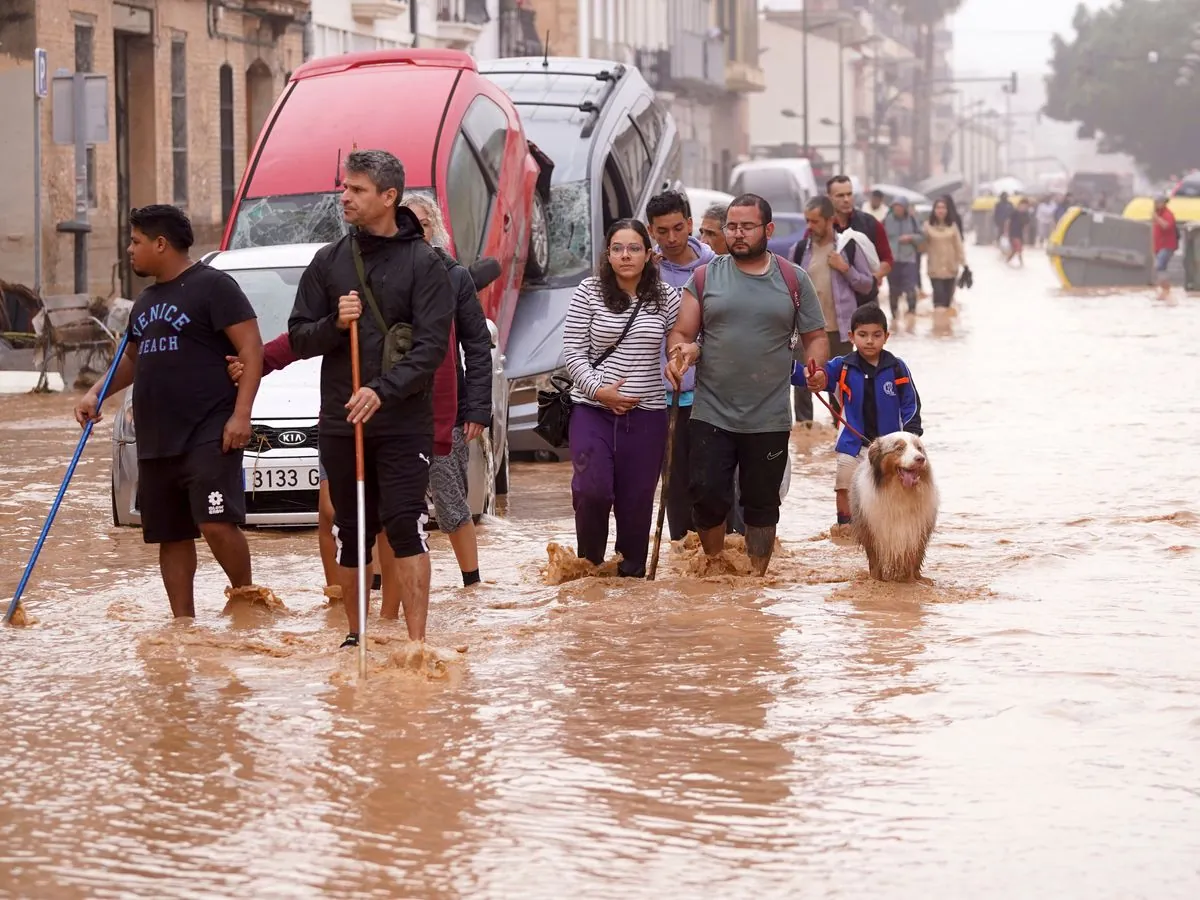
[1184,223,1200,291]
[970,194,1030,245]
[1045,206,1153,289]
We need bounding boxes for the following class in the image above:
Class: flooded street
[2,249,1199,898]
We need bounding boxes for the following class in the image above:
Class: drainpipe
[578,0,589,57]
[411,0,419,47]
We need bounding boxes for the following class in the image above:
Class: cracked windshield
[2,0,1198,897]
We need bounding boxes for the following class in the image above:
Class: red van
[220,48,550,344]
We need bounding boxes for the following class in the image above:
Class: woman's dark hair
[596,218,666,314]
[930,193,963,236]
[129,204,194,251]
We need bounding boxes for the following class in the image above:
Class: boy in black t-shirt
[74,205,264,618]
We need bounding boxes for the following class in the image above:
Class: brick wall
[29,0,306,299]
[524,0,578,57]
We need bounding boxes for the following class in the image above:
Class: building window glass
[76,23,97,208]
[220,64,235,223]
[74,23,94,72]
[171,38,188,205]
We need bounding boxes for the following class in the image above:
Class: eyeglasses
[722,222,765,235]
[609,243,646,256]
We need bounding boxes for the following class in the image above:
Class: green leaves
[890,0,964,26]
[1044,0,1200,178]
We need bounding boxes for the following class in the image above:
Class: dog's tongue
[900,469,921,488]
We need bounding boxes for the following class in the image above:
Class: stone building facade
[1,0,307,300]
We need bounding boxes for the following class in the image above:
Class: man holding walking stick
[289,150,455,649]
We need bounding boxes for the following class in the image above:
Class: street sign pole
[70,72,89,294]
[33,48,47,296]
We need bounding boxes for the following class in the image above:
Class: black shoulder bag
[350,236,413,371]
[535,293,648,449]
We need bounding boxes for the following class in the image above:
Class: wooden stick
[647,388,682,581]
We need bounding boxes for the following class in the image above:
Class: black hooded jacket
[432,246,493,428]
[288,206,455,438]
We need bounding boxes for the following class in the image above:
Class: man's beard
[730,235,768,259]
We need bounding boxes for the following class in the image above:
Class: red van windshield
[228,188,434,250]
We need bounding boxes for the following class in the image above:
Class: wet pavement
[2,248,1199,898]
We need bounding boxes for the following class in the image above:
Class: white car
[684,187,735,236]
[110,243,508,529]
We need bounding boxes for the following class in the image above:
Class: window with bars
[219,64,235,223]
[75,22,98,208]
[171,38,188,205]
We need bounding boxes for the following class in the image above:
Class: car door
[459,94,512,324]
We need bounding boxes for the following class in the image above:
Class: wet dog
[850,432,938,582]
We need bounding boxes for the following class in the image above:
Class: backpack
[791,233,880,307]
[691,254,807,347]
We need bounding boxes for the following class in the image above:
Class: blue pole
[4,331,131,625]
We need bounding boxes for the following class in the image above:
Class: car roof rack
[485,65,624,139]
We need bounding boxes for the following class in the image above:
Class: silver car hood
[503,282,576,380]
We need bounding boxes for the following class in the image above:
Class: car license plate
[244,465,320,493]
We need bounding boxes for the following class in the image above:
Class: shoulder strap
[350,235,389,336]
[791,236,809,267]
[691,263,707,303]
[773,253,802,312]
[592,292,648,367]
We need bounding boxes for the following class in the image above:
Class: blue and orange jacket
[792,349,922,456]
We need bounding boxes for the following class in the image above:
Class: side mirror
[469,256,502,291]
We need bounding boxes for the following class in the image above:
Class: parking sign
[35,48,48,98]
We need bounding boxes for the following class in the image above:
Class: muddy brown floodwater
[2,250,1199,899]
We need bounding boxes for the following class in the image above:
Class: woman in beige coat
[923,197,966,310]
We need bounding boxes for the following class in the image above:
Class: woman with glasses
[561,218,681,577]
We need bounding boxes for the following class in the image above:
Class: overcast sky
[951,0,1109,75]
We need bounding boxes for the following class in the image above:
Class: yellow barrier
[1122,195,1200,222]
[1045,205,1083,289]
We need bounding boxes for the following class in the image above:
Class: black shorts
[138,441,246,544]
[320,430,432,565]
[689,419,789,529]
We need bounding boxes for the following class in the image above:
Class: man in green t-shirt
[666,193,829,575]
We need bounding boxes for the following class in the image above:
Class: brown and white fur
[850,432,939,582]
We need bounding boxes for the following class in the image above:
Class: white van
[728,159,821,216]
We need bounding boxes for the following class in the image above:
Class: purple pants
[570,403,668,578]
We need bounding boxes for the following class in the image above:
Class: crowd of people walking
[76,151,960,647]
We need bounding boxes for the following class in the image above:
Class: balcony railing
[669,31,726,90]
[498,4,543,58]
[437,0,489,26]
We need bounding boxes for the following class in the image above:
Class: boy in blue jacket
[793,302,922,529]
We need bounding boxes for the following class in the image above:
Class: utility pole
[802,0,809,155]
[411,0,419,47]
[837,24,845,173]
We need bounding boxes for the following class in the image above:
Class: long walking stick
[647,388,682,581]
[5,331,131,625]
[349,320,368,679]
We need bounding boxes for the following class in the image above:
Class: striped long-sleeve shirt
[562,276,681,410]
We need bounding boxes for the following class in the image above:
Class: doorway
[246,59,274,153]
[114,30,155,298]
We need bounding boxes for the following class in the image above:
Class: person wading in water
[74,205,264,618]
[666,193,829,575]
[289,149,455,648]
